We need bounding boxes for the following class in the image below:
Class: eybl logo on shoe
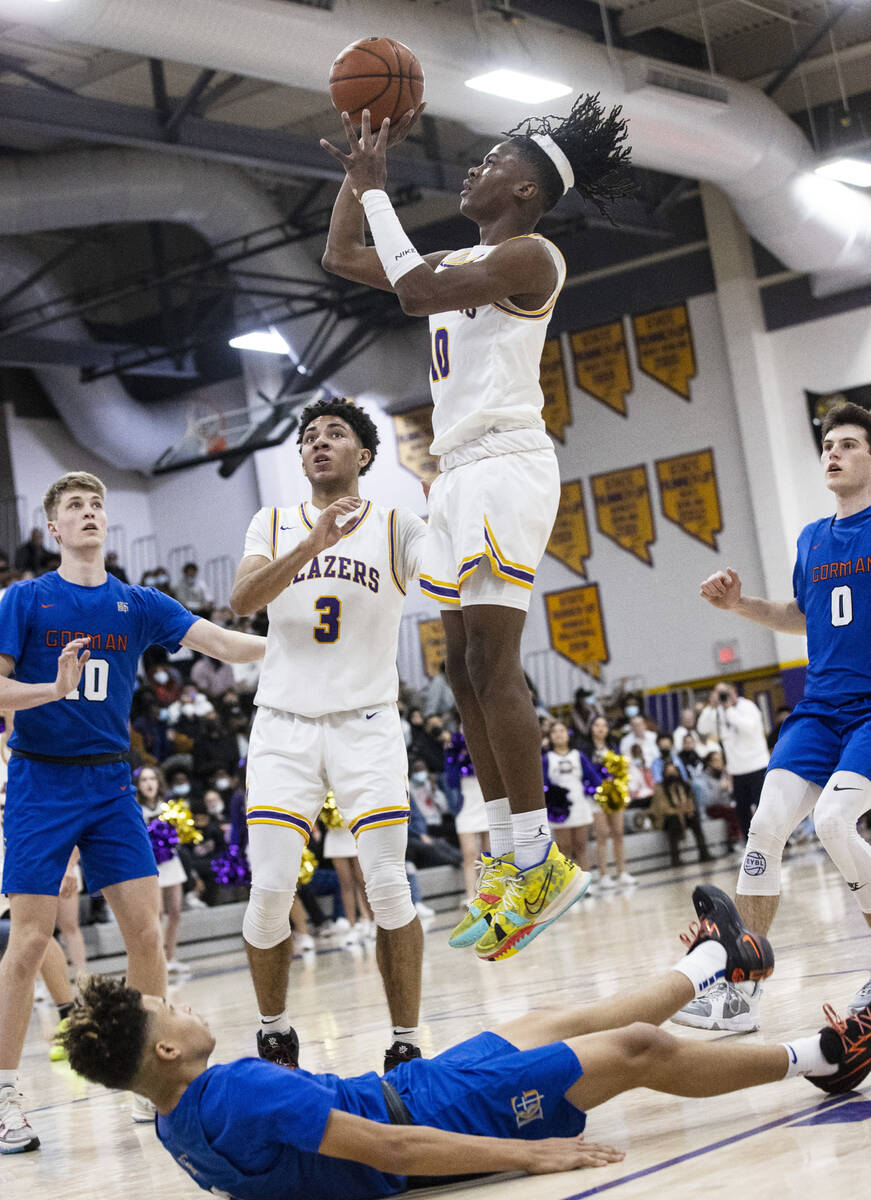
[511,1089,544,1127]
[743,851,767,876]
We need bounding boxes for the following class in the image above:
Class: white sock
[0,1070,17,1090]
[780,1034,837,1079]
[484,797,513,859]
[673,941,728,996]
[259,1012,292,1035]
[392,1025,419,1047]
[512,808,552,870]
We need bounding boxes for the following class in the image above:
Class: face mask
[182,703,195,716]
[206,802,224,817]
[411,771,428,784]
[155,573,169,586]
[173,783,190,796]
[158,708,169,721]
[153,670,169,684]
[625,705,640,718]
[215,777,231,791]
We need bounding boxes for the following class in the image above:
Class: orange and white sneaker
[474,843,591,961]
[448,853,516,948]
[808,1002,871,1094]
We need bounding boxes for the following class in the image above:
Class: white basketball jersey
[244,501,425,718]
[427,234,566,456]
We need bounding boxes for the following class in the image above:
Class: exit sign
[715,641,739,670]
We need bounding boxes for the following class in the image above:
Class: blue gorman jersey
[794,504,871,703]
[156,1059,404,1200]
[0,572,197,756]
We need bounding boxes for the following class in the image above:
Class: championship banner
[591,465,655,566]
[392,405,439,483]
[540,337,572,442]
[632,304,696,400]
[418,617,446,679]
[546,480,590,578]
[655,448,722,550]
[569,321,631,415]
[545,583,610,677]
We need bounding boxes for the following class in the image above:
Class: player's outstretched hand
[55,636,91,699]
[386,102,426,147]
[699,568,742,610]
[524,1133,625,1174]
[310,496,363,553]
[320,109,390,196]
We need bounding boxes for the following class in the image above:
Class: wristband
[360,189,425,285]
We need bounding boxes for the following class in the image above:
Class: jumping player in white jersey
[230,398,426,1074]
[321,94,634,960]
[0,471,266,1152]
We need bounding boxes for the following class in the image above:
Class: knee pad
[357,826,416,930]
[737,770,819,895]
[242,886,295,950]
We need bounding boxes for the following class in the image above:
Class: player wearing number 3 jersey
[231,398,426,1075]
[672,402,871,1035]
[0,470,266,1152]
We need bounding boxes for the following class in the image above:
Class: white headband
[530,132,574,194]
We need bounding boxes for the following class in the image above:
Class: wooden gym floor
[6,845,870,1200]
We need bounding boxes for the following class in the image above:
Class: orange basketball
[329,36,424,131]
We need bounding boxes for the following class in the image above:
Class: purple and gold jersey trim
[299,500,373,536]
[482,518,535,588]
[270,508,279,559]
[420,574,461,605]
[349,804,410,837]
[388,510,405,595]
[246,805,312,845]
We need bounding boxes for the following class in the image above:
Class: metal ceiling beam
[0,83,466,193]
[764,0,854,96]
[0,332,197,374]
[619,0,730,39]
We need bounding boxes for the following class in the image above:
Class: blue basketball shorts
[390,1031,586,1140]
[2,756,158,895]
[768,696,871,788]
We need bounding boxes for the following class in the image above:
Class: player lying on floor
[63,887,870,1200]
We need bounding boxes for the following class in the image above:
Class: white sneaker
[131,1093,157,1124]
[848,973,871,1014]
[0,1084,39,1153]
[415,901,435,919]
[166,959,192,975]
[671,980,763,1032]
[617,871,637,887]
[598,875,616,890]
[333,916,351,933]
[184,894,206,910]
[295,933,315,952]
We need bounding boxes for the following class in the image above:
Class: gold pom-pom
[159,799,203,844]
[297,847,318,888]
[595,751,630,812]
[320,791,345,830]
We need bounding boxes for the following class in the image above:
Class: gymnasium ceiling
[0,0,870,406]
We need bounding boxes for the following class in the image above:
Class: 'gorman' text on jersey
[427,234,566,456]
[794,505,871,703]
[244,501,425,717]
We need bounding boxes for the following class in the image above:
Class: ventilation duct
[2,0,870,288]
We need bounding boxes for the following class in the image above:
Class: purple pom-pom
[148,818,179,865]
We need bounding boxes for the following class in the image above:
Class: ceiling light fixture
[228,327,290,354]
[464,69,572,105]
[815,157,871,188]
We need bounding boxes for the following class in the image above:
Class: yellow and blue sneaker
[474,842,591,961]
[448,852,516,948]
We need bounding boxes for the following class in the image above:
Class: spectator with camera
[696,684,769,840]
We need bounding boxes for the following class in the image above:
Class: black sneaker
[257,1027,299,1070]
[808,1003,871,1094]
[681,884,774,985]
[383,1041,422,1073]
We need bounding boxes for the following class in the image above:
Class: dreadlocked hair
[296,396,379,475]
[505,93,634,220]
[62,976,149,1090]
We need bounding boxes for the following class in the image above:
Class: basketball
[329,36,424,131]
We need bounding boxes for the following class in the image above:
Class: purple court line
[554,1093,857,1199]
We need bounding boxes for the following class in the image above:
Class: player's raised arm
[230,496,363,616]
[318,1109,623,1177]
[699,569,806,634]
[0,638,91,712]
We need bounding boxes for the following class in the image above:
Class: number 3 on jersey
[831,584,853,626]
[314,596,341,643]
